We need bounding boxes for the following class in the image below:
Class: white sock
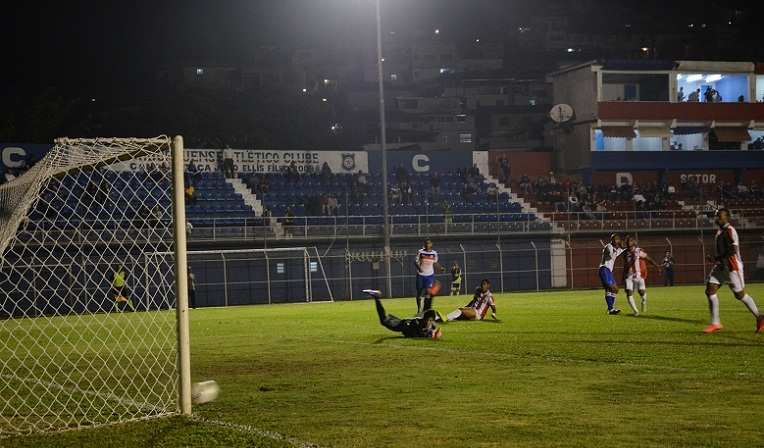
[640,293,647,304]
[447,310,462,321]
[627,295,638,314]
[740,294,760,318]
[707,294,720,325]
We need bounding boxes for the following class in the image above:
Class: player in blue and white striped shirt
[599,233,627,315]
[415,239,443,313]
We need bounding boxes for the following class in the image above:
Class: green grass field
[5,284,764,448]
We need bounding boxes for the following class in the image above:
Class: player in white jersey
[415,239,443,313]
[598,233,627,315]
[446,279,497,321]
[622,237,658,316]
[703,208,764,333]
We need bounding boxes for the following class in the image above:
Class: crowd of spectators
[506,171,764,217]
[459,164,483,201]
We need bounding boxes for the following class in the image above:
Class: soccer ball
[191,380,220,405]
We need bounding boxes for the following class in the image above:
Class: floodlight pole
[376,0,393,298]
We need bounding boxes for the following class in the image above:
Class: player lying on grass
[445,279,497,321]
[599,233,627,315]
[703,208,764,333]
[623,236,659,316]
[363,289,443,339]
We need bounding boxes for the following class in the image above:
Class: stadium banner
[113,149,368,174]
[189,149,367,174]
[0,143,53,175]
[367,149,474,175]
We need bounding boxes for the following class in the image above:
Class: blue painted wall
[591,151,764,171]
[715,75,748,102]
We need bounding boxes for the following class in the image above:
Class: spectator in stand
[327,195,338,216]
[499,158,510,184]
[662,250,675,286]
[187,160,198,177]
[677,86,685,102]
[284,207,295,226]
[357,170,368,195]
[487,183,499,199]
[468,164,480,180]
[262,207,272,225]
[430,172,440,194]
[320,162,332,185]
[738,95,745,103]
[548,171,557,186]
[287,161,299,181]
[519,174,531,194]
[389,184,401,204]
[396,164,408,185]
[222,156,235,179]
[185,184,196,204]
[688,88,700,102]
[463,181,476,201]
[401,181,414,205]
[259,176,269,194]
[704,86,715,103]
[246,174,259,191]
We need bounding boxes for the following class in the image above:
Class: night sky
[2,1,763,144]
[5,1,762,93]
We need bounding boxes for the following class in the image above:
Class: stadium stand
[497,171,764,231]
[185,172,258,226]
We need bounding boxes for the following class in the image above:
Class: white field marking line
[0,373,164,413]
[2,374,322,447]
[190,415,322,448]
[317,339,690,373]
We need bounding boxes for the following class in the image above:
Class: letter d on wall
[412,154,430,173]
[615,172,633,187]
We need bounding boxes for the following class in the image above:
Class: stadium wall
[189,236,556,307]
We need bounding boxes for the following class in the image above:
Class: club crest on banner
[342,153,356,171]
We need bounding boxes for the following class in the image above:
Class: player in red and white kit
[704,208,764,333]
[445,279,497,321]
[623,237,659,316]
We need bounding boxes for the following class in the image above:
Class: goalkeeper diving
[445,279,497,321]
[363,289,443,340]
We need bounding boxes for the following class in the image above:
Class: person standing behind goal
[450,261,462,295]
[112,265,135,312]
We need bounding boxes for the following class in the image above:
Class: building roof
[549,59,759,77]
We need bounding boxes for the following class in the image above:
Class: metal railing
[187,208,764,241]
[184,236,764,305]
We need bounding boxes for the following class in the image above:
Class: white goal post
[0,135,191,436]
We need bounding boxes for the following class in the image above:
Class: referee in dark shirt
[662,250,675,286]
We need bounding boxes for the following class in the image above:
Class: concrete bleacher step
[482,172,561,232]
[225,177,263,216]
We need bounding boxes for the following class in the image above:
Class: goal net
[0,136,185,436]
